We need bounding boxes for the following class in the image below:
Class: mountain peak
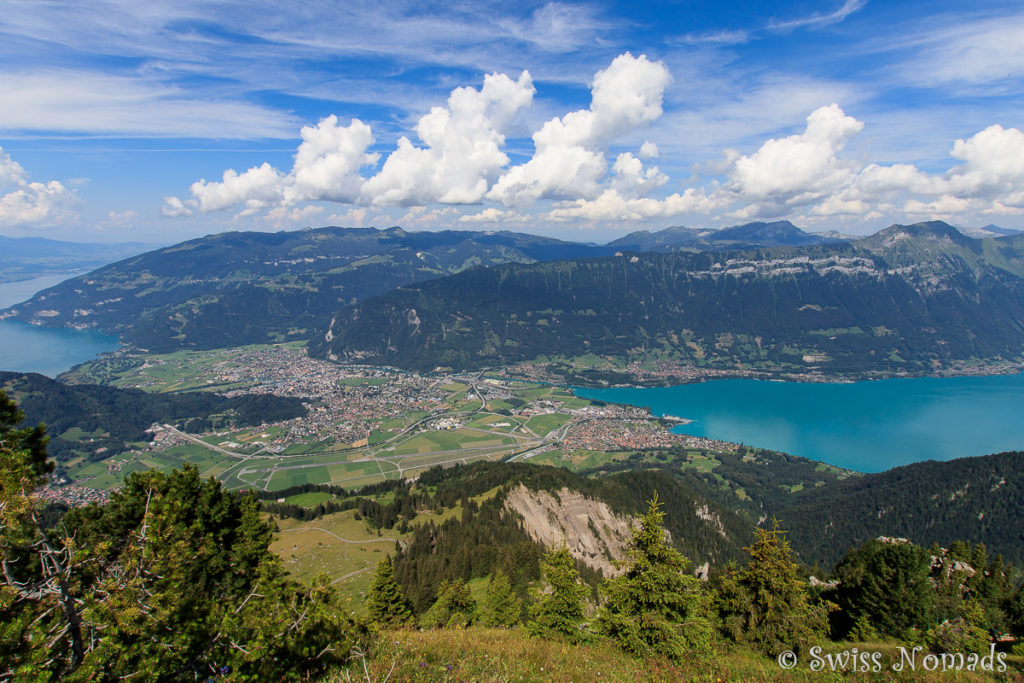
[871,220,975,247]
[713,220,839,247]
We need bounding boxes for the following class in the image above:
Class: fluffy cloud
[162,55,1024,229]
[190,162,285,215]
[717,111,1024,223]
[361,71,534,206]
[265,204,324,227]
[286,116,378,204]
[548,188,718,221]
[719,104,863,217]
[327,208,370,227]
[458,207,514,224]
[0,148,28,187]
[486,53,671,207]
[167,54,671,221]
[0,146,79,227]
[610,153,668,196]
[943,125,1024,203]
[167,116,376,217]
[161,195,192,218]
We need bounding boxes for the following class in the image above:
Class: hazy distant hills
[0,227,613,352]
[960,224,1024,238]
[608,220,846,252]
[0,235,154,283]
[314,221,1024,376]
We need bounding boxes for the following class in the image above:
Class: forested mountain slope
[774,450,1024,568]
[0,371,305,463]
[313,222,1024,375]
[0,227,613,352]
[267,446,1024,607]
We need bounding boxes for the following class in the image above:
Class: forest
[3,390,1023,680]
[312,225,1024,376]
[0,371,306,462]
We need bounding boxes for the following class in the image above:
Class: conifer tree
[482,570,522,627]
[2,388,366,680]
[595,492,714,661]
[366,556,412,627]
[714,519,833,656]
[527,545,590,643]
[435,577,476,627]
[832,537,935,639]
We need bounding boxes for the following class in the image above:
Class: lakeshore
[574,372,1024,472]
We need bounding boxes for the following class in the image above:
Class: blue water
[0,273,80,309]
[574,374,1024,472]
[0,274,120,377]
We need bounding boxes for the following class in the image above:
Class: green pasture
[525,412,570,436]
[284,491,335,507]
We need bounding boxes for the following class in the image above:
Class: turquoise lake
[0,274,120,378]
[574,374,1024,473]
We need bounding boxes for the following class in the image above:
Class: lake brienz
[0,274,120,378]
[574,373,1024,472]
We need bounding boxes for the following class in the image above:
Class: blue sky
[1,0,1023,244]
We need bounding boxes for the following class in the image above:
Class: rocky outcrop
[503,484,643,577]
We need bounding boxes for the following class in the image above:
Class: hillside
[379,462,756,611]
[576,443,1024,568]
[279,448,1024,601]
[312,221,1024,376]
[609,220,845,252]
[0,226,613,352]
[0,371,306,463]
[774,450,1024,568]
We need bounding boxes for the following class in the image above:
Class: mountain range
[0,227,613,352]
[607,220,847,252]
[5,221,1024,379]
[313,221,1024,376]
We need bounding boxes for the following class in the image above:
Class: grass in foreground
[325,628,1023,683]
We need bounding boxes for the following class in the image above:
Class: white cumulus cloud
[487,53,671,207]
[0,146,79,227]
[459,207,514,223]
[362,71,534,206]
[719,103,863,218]
[548,188,718,221]
[168,116,376,216]
[286,116,379,204]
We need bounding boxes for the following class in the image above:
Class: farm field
[56,345,684,495]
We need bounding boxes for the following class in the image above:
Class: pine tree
[714,518,833,656]
[527,545,590,643]
[832,537,936,639]
[366,556,412,627]
[2,388,366,680]
[435,577,476,627]
[595,492,714,661]
[482,570,522,627]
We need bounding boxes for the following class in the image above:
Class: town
[47,343,724,500]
